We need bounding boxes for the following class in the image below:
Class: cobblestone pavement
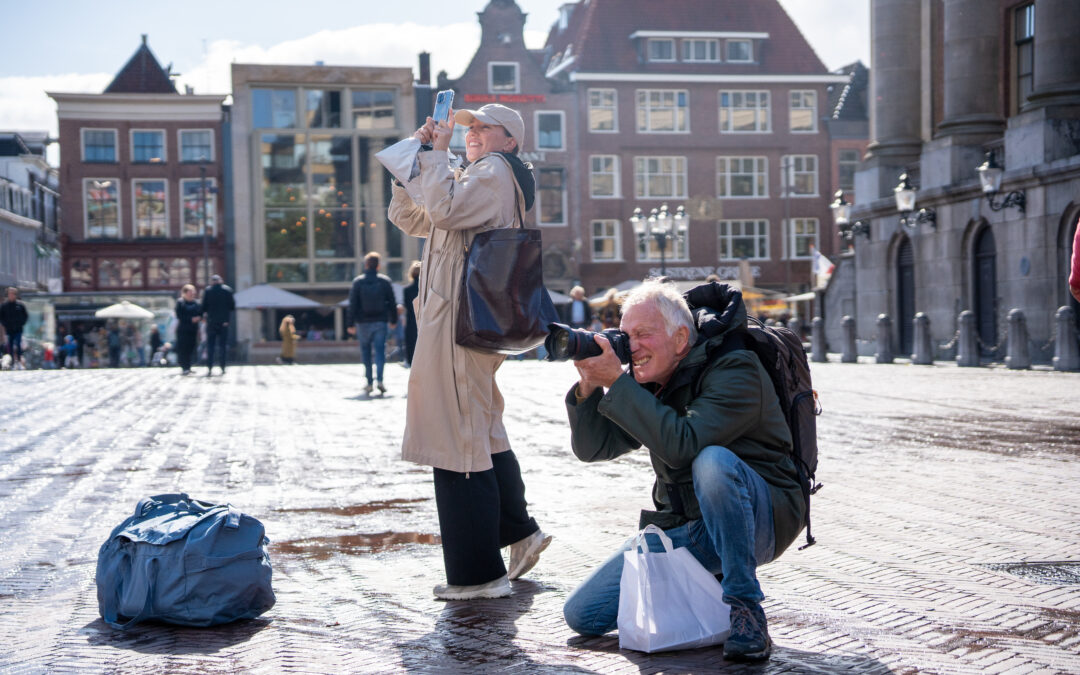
[0,359,1077,674]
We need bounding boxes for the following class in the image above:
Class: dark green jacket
[565,290,806,558]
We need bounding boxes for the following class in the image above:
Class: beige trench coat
[388,150,525,474]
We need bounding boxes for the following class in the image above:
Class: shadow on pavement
[80,616,272,655]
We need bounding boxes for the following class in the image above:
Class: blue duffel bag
[96,493,276,629]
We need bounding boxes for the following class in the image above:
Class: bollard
[1054,306,1080,371]
[811,317,827,362]
[787,317,803,343]
[841,315,857,363]
[875,314,893,364]
[911,312,933,365]
[956,310,979,367]
[1005,308,1030,370]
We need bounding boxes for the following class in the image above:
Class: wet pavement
[0,359,1078,674]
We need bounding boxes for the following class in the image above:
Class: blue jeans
[563,445,776,636]
[356,321,388,385]
[6,331,22,359]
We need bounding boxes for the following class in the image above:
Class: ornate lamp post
[976,151,1025,213]
[630,203,686,277]
[894,172,936,232]
[830,190,870,244]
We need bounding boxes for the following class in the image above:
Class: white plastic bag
[617,524,731,653]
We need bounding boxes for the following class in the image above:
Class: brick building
[48,36,226,293]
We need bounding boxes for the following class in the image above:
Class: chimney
[418,52,431,86]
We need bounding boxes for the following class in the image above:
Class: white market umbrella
[234,284,322,309]
[94,301,155,320]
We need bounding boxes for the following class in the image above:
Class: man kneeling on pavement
[561,280,805,663]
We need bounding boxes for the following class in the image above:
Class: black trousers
[176,330,197,371]
[432,450,538,586]
[206,323,228,370]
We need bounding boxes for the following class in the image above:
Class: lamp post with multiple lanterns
[630,203,686,277]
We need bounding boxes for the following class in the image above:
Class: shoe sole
[433,587,511,601]
[724,639,772,663]
[507,533,552,580]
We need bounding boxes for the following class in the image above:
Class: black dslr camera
[544,323,632,363]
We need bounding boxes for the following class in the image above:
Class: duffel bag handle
[134,493,191,518]
[226,505,241,529]
[101,557,157,631]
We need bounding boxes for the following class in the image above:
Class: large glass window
[636,90,689,133]
[305,89,342,128]
[265,208,309,259]
[309,135,353,208]
[536,112,564,150]
[588,88,617,132]
[69,259,93,288]
[837,149,859,191]
[718,220,769,260]
[315,262,354,283]
[591,220,621,261]
[253,89,297,129]
[180,130,213,162]
[262,134,307,207]
[634,156,687,199]
[352,90,395,130]
[683,39,719,62]
[716,156,767,198]
[132,130,165,163]
[84,179,119,238]
[538,168,566,225]
[789,91,818,133]
[783,155,818,196]
[720,91,770,133]
[313,208,355,259]
[133,180,167,237]
[647,38,675,62]
[181,178,217,237]
[82,129,116,162]
[590,155,620,198]
[1015,4,1035,109]
[489,63,519,93]
[266,262,308,284]
[787,218,819,259]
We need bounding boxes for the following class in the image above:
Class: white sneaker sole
[433,581,511,601]
[507,533,552,580]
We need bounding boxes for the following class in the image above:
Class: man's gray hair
[621,279,697,345]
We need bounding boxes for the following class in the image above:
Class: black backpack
[357,276,390,319]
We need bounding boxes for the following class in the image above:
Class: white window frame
[782,154,819,197]
[837,148,859,191]
[179,128,215,163]
[789,90,818,133]
[647,38,676,62]
[587,88,619,133]
[180,178,218,237]
[83,177,121,239]
[682,38,720,62]
[130,128,166,163]
[633,156,688,199]
[636,89,690,134]
[132,178,170,238]
[726,39,753,63]
[589,155,621,199]
[719,90,771,133]
[590,219,623,262]
[718,219,770,261]
[81,128,118,163]
[488,61,520,94]
[637,217,690,263]
[535,111,566,151]
[785,217,819,260]
[716,156,768,199]
[537,168,567,227]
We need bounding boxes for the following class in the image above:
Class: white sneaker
[377,381,386,394]
[364,383,373,395]
[507,530,552,580]
[433,574,511,601]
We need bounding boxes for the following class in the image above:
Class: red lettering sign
[461,94,547,104]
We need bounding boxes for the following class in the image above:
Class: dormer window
[489,62,520,93]
[726,39,753,63]
[647,38,675,62]
[682,39,720,62]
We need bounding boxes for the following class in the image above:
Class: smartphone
[432,90,454,123]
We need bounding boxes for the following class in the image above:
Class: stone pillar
[936,0,1005,137]
[1005,308,1030,370]
[787,318,803,342]
[911,312,933,364]
[1027,0,1080,109]
[875,314,894,364]
[867,0,924,159]
[842,315,858,363]
[811,317,827,363]
[1053,306,1080,371]
[956,310,979,367]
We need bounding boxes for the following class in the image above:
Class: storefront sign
[462,94,547,104]
[648,265,762,280]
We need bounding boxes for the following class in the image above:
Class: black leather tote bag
[455,224,558,354]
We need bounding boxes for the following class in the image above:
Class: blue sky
[0,0,869,141]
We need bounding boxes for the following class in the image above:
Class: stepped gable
[104,35,177,94]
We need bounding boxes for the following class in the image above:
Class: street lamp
[630,203,686,277]
[830,190,870,244]
[894,172,936,232]
[976,151,1025,213]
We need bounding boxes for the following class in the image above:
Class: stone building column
[936,0,1004,137]
[1026,0,1080,109]
[866,0,923,161]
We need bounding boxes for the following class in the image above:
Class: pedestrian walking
[562,286,593,328]
[106,324,122,368]
[148,325,162,367]
[403,260,420,367]
[348,252,397,395]
[1069,218,1080,303]
[174,284,202,376]
[278,315,299,364]
[388,102,550,601]
[0,287,29,370]
[201,274,235,376]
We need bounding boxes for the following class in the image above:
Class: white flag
[811,246,834,289]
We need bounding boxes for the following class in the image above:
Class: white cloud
[0,72,111,135]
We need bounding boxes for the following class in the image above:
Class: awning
[234,284,323,309]
[782,292,818,302]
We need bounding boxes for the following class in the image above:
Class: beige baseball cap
[454,104,525,151]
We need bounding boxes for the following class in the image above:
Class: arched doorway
[896,237,915,355]
[973,227,997,355]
